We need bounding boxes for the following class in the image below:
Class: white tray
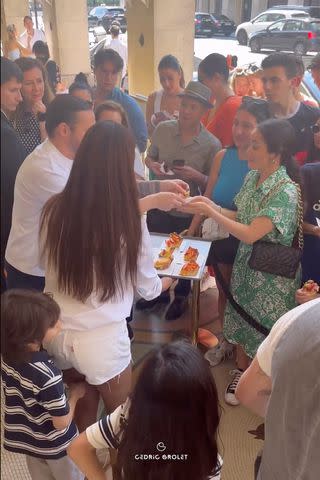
[150,234,212,281]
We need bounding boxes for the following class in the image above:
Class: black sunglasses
[242,96,267,107]
[312,124,320,134]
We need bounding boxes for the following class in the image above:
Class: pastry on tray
[301,279,319,294]
[154,256,173,270]
[159,246,175,258]
[165,232,183,248]
[180,260,200,277]
[184,246,199,262]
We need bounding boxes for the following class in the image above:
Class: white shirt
[105,37,127,79]
[45,217,162,330]
[5,139,73,276]
[257,298,320,376]
[20,29,46,52]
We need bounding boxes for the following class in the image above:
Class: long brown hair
[41,121,141,302]
[115,340,221,480]
[15,57,55,107]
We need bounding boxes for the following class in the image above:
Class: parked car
[88,6,111,27]
[236,9,310,45]
[268,5,320,20]
[210,14,236,36]
[101,8,127,33]
[249,18,320,56]
[302,71,320,104]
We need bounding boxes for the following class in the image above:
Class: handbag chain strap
[259,178,304,251]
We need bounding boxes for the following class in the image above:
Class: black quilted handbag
[248,180,303,279]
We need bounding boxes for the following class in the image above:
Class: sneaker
[165,296,188,321]
[204,337,233,367]
[225,369,243,406]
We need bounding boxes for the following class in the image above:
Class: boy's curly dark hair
[1,289,60,364]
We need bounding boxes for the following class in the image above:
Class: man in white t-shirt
[105,23,127,84]
[20,15,46,54]
[5,95,95,290]
[236,298,320,479]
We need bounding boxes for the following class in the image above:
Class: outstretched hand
[159,179,189,196]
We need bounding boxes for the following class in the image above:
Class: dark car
[195,12,235,37]
[249,18,320,55]
[101,7,127,33]
[210,14,236,36]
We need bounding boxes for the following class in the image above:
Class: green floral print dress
[223,166,301,358]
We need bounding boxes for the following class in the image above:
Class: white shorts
[45,321,131,385]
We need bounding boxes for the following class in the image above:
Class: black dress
[14,109,41,156]
[1,112,27,291]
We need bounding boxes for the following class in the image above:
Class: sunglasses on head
[242,96,267,107]
[312,124,320,134]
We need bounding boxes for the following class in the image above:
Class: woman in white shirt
[68,341,222,480]
[40,121,170,419]
[146,54,185,138]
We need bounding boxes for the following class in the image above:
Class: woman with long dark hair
[189,98,270,368]
[146,54,185,137]
[182,119,301,405]
[68,340,222,480]
[40,121,169,418]
[14,57,54,154]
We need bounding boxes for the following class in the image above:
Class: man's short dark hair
[261,53,298,79]
[23,15,33,23]
[198,53,229,82]
[93,48,123,73]
[45,94,92,137]
[1,57,23,85]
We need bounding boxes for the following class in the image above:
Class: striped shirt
[1,351,77,459]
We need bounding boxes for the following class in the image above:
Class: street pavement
[194,33,267,67]
[194,33,316,70]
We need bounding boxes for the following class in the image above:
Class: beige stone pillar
[1,0,29,42]
[126,0,195,99]
[42,0,90,87]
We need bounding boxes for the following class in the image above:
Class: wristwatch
[37,112,46,122]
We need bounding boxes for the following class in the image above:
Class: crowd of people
[1,19,320,480]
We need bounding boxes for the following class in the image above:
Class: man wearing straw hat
[138,81,221,320]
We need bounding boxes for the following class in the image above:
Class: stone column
[1,0,29,41]
[126,0,195,98]
[42,0,91,87]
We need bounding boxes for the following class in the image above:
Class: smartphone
[172,159,185,167]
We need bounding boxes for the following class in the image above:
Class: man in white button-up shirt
[5,95,95,290]
[20,15,46,55]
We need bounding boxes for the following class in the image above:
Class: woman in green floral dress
[181,119,301,405]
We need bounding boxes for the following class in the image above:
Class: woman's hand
[32,100,46,116]
[295,288,320,305]
[153,192,186,212]
[179,199,212,217]
[159,179,189,195]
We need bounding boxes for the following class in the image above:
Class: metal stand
[191,279,200,345]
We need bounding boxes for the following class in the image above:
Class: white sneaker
[225,369,243,406]
[204,337,233,367]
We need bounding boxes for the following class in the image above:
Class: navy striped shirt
[1,351,77,459]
